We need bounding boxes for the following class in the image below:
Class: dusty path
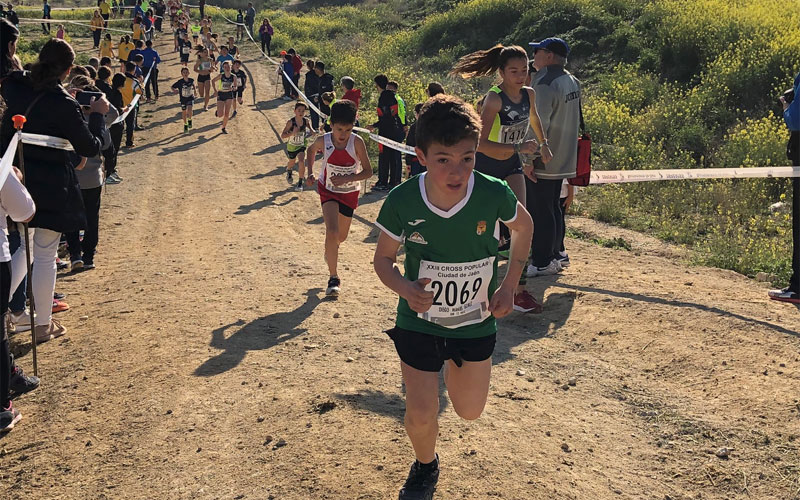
[2,30,800,500]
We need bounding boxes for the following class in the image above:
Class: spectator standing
[370,74,404,190]
[99,0,111,26]
[259,18,273,57]
[91,10,105,49]
[154,0,166,32]
[6,4,19,27]
[245,2,255,37]
[772,74,800,303]
[304,60,320,129]
[42,0,51,34]
[1,39,110,343]
[527,37,580,276]
[141,39,161,101]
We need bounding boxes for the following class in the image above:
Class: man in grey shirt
[525,37,581,277]
[245,2,256,38]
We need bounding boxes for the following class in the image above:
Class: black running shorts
[475,151,523,179]
[197,73,210,83]
[386,326,496,372]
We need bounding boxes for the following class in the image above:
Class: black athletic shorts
[386,326,496,372]
[217,91,234,101]
[475,151,523,179]
[321,199,354,218]
[197,73,210,83]
[180,53,190,63]
[286,146,306,160]
[180,97,193,110]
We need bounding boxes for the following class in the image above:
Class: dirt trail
[2,31,799,500]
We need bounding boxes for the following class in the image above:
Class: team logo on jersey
[408,219,426,227]
[476,221,487,235]
[407,232,428,245]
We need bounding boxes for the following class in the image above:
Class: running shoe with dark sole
[398,455,439,500]
[326,276,341,296]
[9,365,39,397]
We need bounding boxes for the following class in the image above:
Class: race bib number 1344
[417,257,494,329]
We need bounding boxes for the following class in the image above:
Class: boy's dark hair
[427,81,444,97]
[330,99,357,125]
[340,76,354,90]
[306,59,314,69]
[314,61,325,71]
[180,66,189,73]
[84,65,97,79]
[233,59,241,65]
[99,56,112,66]
[97,65,112,81]
[287,48,296,55]
[414,102,423,114]
[111,72,126,89]
[387,80,398,89]
[373,74,388,89]
[134,39,144,48]
[415,94,481,154]
[125,61,136,72]
[70,65,90,78]
[145,40,153,47]
[133,54,144,63]
[69,75,92,89]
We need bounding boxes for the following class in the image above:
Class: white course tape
[20,133,73,151]
[18,17,134,33]
[113,64,155,125]
[590,166,800,184]
[0,134,21,191]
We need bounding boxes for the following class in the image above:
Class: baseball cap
[529,38,570,57]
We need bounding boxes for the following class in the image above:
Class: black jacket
[0,71,106,232]
[318,72,334,95]
[373,89,403,138]
[304,70,319,99]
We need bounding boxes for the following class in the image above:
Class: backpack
[569,99,591,187]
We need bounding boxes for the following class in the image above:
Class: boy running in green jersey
[373,94,533,500]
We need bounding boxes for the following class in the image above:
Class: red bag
[569,100,591,186]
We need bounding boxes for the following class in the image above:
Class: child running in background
[211,60,237,134]
[281,101,313,187]
[193,46,213,110]
[232,59,246,118]
[372,95,533,500]
[451,43,551,311]
[171,66,196,133]
[178,31,191,67]
[56,24,65,39]
[305,99,372,296]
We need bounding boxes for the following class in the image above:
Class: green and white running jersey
[375,171,518,339]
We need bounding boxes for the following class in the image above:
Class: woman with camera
[0,38,110,343]
[773,78,800,304]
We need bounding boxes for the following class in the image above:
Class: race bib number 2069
[417,257,494,329]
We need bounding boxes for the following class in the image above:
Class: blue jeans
[6,230,26,313]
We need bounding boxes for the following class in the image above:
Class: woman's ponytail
[30,38,75,90]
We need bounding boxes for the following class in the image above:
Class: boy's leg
[337,211,352,243]
[321,201,342,277]
[400,361,440,464]
[443,358,492,421]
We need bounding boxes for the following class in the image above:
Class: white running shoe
[526,259,562,277]
[10,310,33,333]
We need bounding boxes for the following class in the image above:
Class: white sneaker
[10,310,33,333]
[526,259,562,277]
